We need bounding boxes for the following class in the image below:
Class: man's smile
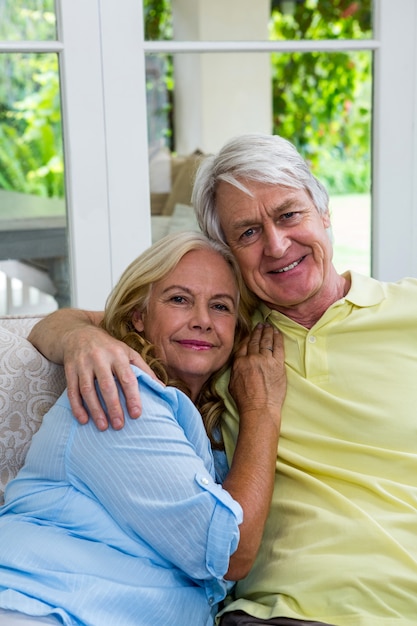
[269,256,306,274]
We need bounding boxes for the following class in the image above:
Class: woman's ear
[132,309,145,332]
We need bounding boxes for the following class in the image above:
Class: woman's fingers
[244,323,279,356]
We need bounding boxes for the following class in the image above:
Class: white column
[372,0,417,281]
[58,0,152,308]
[172,0,272,155]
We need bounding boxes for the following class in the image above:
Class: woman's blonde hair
[101,230,256,448]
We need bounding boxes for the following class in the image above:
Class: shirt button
[308,335,317,343]
[208,597,214,605]
[201,477,209,485]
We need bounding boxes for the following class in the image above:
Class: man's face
[215,180,333,313]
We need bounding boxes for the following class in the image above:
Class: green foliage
[0,53,63,197]
[270,0,372,193]
[1,1,373,198]
[143,0,174,148]
[143,0,173,40]
[0,1,56,41]
[0,2,63,197]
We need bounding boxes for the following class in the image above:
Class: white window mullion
[372,0,417,281]
[99,0,152,287]
[143,38,379,54]
[58,0,152,307]
[57,0,112,308]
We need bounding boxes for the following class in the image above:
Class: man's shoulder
[381,276,417,301]
[391,276,417,289]
[347,272,417,308]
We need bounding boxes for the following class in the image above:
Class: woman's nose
[190,304,212,330]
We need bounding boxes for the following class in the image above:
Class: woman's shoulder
[129,365,191,405]
[129,366,212,456]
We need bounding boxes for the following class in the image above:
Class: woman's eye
[170,295,186,304]
[213,303,229,312]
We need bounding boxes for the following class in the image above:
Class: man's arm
[28,309,150,430]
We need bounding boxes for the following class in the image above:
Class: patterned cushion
[0,317,66,503]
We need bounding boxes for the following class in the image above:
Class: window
[0,0,66,313]
[2,0,416,311]
[144,1,374,276]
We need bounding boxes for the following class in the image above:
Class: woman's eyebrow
[161,285,193,295]
[162,285,237,303]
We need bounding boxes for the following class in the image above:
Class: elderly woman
[0,231,285,626]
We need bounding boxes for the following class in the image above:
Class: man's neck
[268,273,350,329]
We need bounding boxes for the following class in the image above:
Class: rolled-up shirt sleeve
[64,367,242,591]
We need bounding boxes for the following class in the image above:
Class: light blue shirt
[0,367,242,626]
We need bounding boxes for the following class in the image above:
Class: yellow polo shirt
[218,272,417,625]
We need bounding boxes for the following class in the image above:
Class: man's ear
[132,309,145,332]
[322,208,331,229]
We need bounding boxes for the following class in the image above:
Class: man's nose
[263,224,290,257]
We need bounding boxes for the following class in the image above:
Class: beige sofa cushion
[161,151,206,216]
[0,317,66,503]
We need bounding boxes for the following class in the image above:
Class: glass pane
[143,0,373,42]
[145,0,272,42]
[0,52,68,314]
[0,0,56,41]
[147,49,372,276]
[144,0,173,42]
[271,49,372,275]
[270,0,373,41]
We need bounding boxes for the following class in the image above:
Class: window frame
[2,0,416,308]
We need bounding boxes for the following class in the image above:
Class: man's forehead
[216,183,308,216]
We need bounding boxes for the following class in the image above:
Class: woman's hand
[224,323,286,580]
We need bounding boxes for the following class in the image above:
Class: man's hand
[28,309,158,430]
[64,324,153,430]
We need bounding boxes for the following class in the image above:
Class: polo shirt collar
[342,270,385,307]
[256,271,386,324]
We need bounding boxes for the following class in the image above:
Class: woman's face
[132,248,239,400]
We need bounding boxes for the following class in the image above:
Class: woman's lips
[177,340,213,350]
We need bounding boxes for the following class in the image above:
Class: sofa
[0,315,66,504]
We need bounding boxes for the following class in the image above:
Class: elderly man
[29,134,417,626]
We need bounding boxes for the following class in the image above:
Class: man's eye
[282,211,296,220]
[241,228,255,239]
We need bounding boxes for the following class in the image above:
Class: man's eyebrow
[230,198,299,232]
[276,197,298,212]
[229,218,257,232]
